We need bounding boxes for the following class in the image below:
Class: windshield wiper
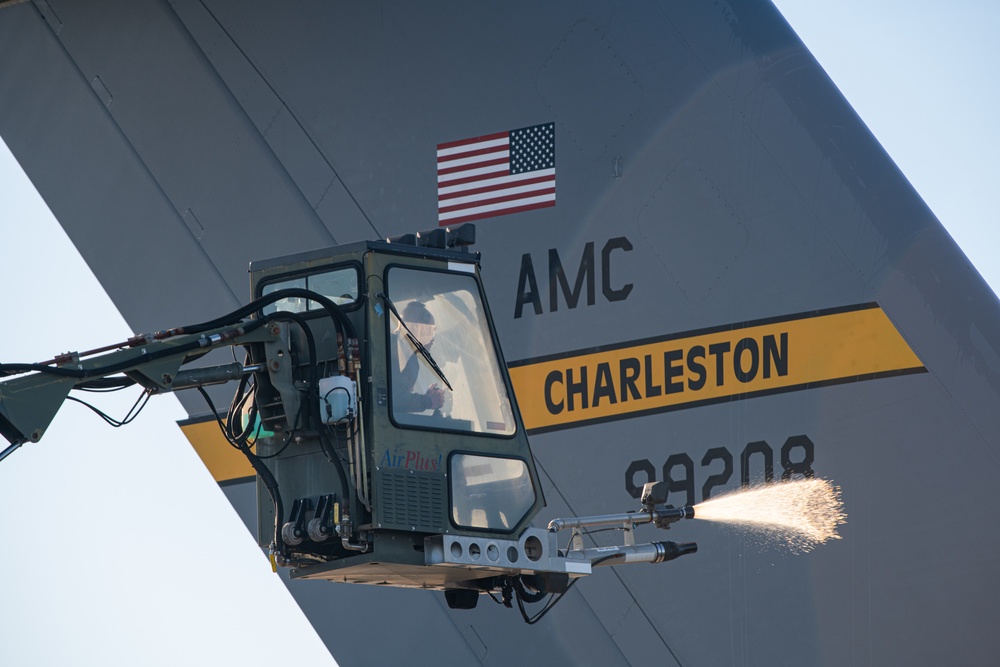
[377,293,453,391]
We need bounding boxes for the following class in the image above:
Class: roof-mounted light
[387,223,476,250]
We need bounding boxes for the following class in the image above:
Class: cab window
[261,267,358,315]
[387,267,515,435]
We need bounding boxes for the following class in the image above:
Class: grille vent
[375,468,447,533]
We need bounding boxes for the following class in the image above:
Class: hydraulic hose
[0,288,353,380]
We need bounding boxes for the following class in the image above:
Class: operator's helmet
[402,301,435,347]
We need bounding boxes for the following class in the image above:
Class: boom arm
[0,318,278,460]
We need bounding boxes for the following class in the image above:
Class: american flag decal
[437,123,555,225]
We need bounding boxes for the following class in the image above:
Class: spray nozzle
[639,482,695,528]
[657,541,698,562]
[652,505,696,529]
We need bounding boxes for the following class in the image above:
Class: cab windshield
[387,267,515,435]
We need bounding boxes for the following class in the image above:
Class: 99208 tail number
[625,435,815,506]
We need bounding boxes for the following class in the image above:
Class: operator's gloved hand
[425,383,445,410]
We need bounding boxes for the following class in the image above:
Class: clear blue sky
[773,0,1000,292]
[0,150,339,664]
[1,3,997,665]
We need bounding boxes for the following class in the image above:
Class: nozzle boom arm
[545,502,697,572]
[547,505,695,533]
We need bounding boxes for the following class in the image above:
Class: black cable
[516,581,576,625]
[262,310,348,488]
[0,363,87,378]
[180,288,356,346]
[227,311,351,529]
[515,553,625,625]
[198,386,247,451]
[255,398,307,460]
[0,320,265,380]
[216,367,298,458]
[578,526,630,536]
[326,420,359,444]
[74,386,133,393]
[66,390,152,428]
[234,368,256,410]
[74,376,137,391]
[259,307,354,543]
[197,386,285,556]
[514,577,547,604]
[0,288,353,381]
[323,386,360,443]
[231,387,259,441]
[225,366,257,446]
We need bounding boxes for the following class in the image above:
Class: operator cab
[247,225,548,591]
